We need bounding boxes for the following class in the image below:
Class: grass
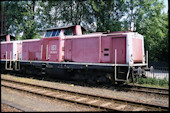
[136,77,169,88]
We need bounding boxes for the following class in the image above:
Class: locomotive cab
[41,25,86,62]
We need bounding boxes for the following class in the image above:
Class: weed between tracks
[138,77,169,88]
[128,77,169,88]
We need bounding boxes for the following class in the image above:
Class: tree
[89,0,127,32]
[3,0,168,62]
[3,1,41,39]
[122,0,168,62]
[37,0,95,32]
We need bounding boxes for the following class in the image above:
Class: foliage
[121,0,168,62]
[37,0,95,31]
[89,0,127,32]
[2,1,41,39]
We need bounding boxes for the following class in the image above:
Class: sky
[162,0,168,13]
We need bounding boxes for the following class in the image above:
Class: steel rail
[2,103,24,112]
[119,84,169,96]
[1,78,169,111]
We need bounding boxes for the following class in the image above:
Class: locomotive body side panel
[1,41,22,60]
[1,42,13,60]
[65,39,72,61]
[17,42,22,60]
[101,37,111,63]
[75,37,99,63]
[13,42,17,60]
[59,37,65,62]
[1,43,8,59]
[22,42,28,60]
[7,43,13,60]
[126,33,145,64]
[67,36,100,63]
[22,39,42,60]
[42,38,48,61]
[132,38,143,63]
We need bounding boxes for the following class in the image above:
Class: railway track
[1,78,169,111]
[116,84,169,96]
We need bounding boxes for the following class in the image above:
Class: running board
[115,79,127,82]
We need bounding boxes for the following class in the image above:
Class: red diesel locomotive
[0,25,150,84]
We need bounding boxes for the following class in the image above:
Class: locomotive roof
[45,25,86,31]
[0,34,16,39]
[0,34,16,42]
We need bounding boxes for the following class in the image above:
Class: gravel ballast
[1,74,169,111]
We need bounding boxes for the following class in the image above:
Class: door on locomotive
[22,39,42,61]
[101,34,127,64]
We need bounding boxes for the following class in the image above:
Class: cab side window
[55,30,61,36]
[45,30,61,37]
[51,30,57,37]
[64,29,73,36]
[45,31,52,37]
